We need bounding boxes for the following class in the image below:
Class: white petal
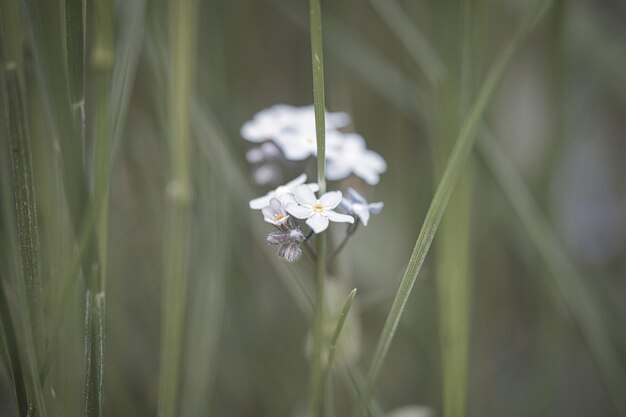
[353,165,380,185]
[368,201,384,214]
[363,150,387,172]
[326,210,355,224]
[293,184,316,205]
[353,206,371,226]
[285,173,307,188]
[262,206,275,221]
[320,191,343,209]
[269,198,282,212]
[306,183,320,193]
[307,213,330,233]
[278,193,296,206]
[326,111,351,128]
[285,203,311,219]
[326,160,352,181]
[347,187,367,205]
[249,195,271,209]
[240,120,267,142]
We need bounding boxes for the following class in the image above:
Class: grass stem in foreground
[350,2,554,416]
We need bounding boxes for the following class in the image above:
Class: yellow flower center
[312,203,325,213]
[274,213,285,222]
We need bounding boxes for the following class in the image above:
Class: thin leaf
[351,2,554,416]
[157,0,197,415]
[324,288,357,379]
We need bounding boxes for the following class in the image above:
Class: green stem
[309,0,328,416]
[158,0,197,416]
[83,0,115,415]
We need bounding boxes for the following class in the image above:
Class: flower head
[249,174,319,210]
[326,133,387,185]
[262,198,290,226]
[285,185,354,233]
[240,104,350,145]
[340,187,383,226]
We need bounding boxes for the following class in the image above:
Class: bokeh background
[1,0,625,416]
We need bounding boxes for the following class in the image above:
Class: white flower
[249,173,319,209]
[285,185,354,233]
[274,128,344,161]
[326,133,387,185]
[340,187,383,226]
[262,198,290,226]
[240,104,350,144]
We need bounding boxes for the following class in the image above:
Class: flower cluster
[242,104,385,262]
[241,104,386,185]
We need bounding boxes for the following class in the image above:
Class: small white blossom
[273,127,344,162]
[285,185,354,234]
[326,133,387,185]
[240,104,350,144]
[249,174,319,209]
[262,198,290,226]
[341,187,383,226]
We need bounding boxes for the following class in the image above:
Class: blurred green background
[1,0,625,416]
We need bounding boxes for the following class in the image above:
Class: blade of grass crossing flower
[477,131,626,417]
[309,0,328,415]
[351,2,554,416]
[158,0,197,415]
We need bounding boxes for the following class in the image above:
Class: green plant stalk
[436,2,473,416]
[0,12,47,412]
[477,131,626,417]
[351,2,554,416]
[0,273,29,417]
[82,0,115,415]
[309,0,328,415]
[324,288,356,380]
[1,0,45,364]
[158,0,197,415]
[65,0,86,148]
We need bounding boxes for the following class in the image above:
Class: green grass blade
[0,273,29,417]
[351,2,554,416]
[477,130,626,417]
[82,0,116,415]
[309,0,328,415]
[324,288,356,379]
[157,0,197,415]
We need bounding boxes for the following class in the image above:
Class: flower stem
[309,0,327,415]
[329,220,360,264]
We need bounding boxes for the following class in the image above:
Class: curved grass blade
[350,2,554,416]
